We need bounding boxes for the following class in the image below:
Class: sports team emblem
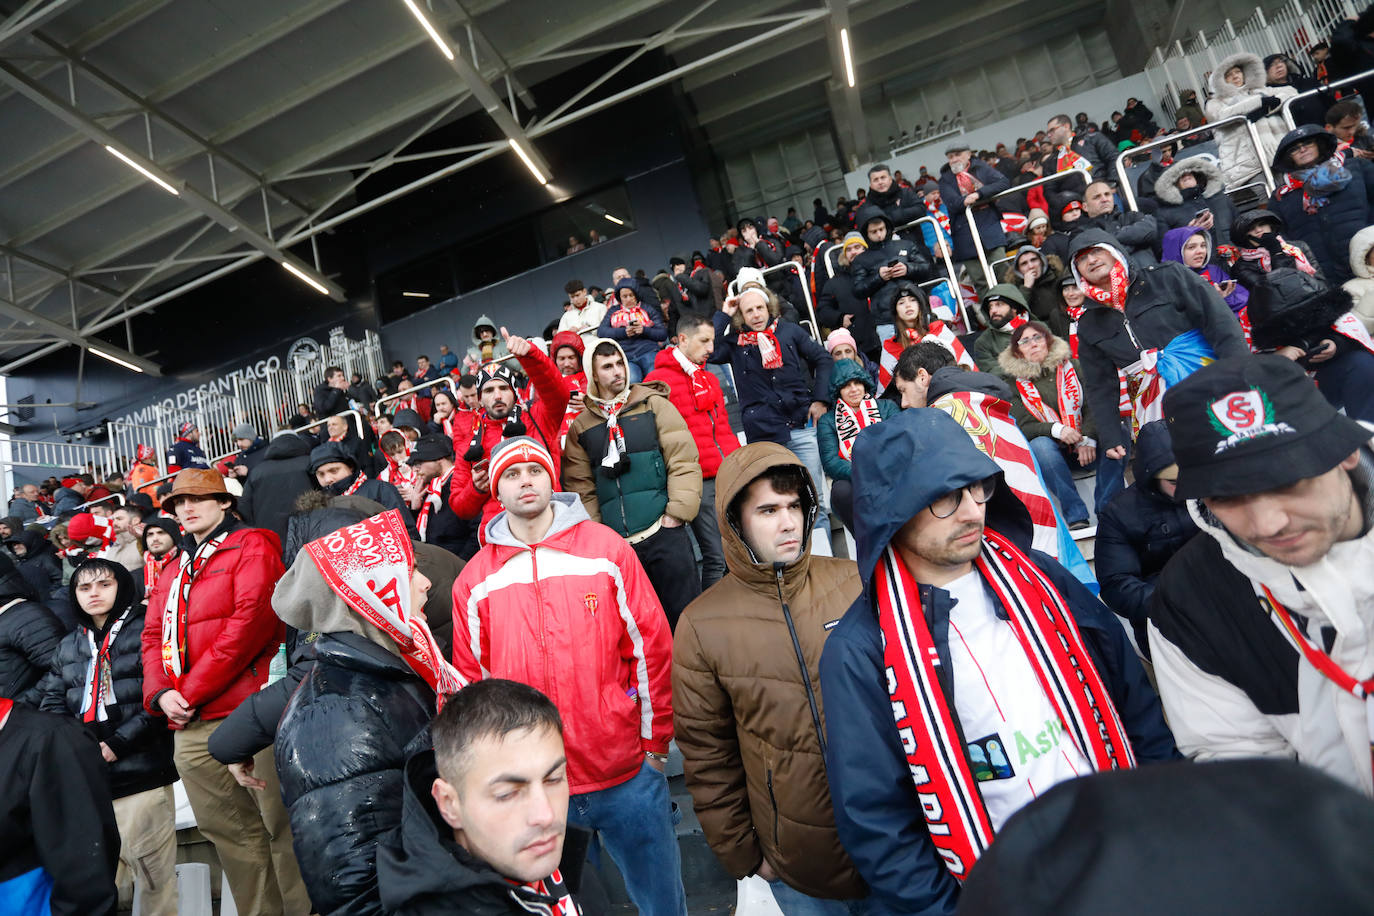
[1207,389,1295,453]
[584,593,598,616]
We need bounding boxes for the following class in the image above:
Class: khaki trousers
[173,718,312,916]
[112,784,178,916]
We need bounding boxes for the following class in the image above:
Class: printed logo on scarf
[1207,389,1295,453]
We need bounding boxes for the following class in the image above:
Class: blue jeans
[568,762,687,916]
[768,879,869,916]
[626,349,657,384]
[786,425,830,522]
[1029,436,1125,524]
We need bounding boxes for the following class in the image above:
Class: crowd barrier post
[1115,116,1273,211]
[1280,66,1374,130]
[897,215,970,330]
[962,168,1091,291]
[373,375,460,418]
[760,261,822,343]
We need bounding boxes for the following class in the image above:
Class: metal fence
[1143,0,1360,126]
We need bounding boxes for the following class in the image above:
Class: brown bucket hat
[163,468,235,511]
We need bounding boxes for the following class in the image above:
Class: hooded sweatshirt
[562,338,700,538]
[672,443,867,897]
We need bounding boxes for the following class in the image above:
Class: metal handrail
[133,449,247,502]
[963,168,1092,289]
[373,375,459,417]
[1114,116,1274,211]
[896,215,969,330]
[293,409,367,441]
[74,492,127,513]
[1281,66,1374,130]
[759,261,822,343]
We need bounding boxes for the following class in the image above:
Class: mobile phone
[887,259,899,268]
[1195,207,1211,219]
[1305,342,1330,358]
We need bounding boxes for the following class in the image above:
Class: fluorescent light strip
[281,260,331,296]
[604,213,625,226]
[402,291,431,298]
[87,345,144,373]
[840,28,855,89]
[104,145,179,196]
[402,0,454,60]
[508,138,548,185]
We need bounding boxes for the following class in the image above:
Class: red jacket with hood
[448,346,570,535]
[451,492,673,794]
[550,330,589,445]
[140,523,286,724]
[644,347,738,479]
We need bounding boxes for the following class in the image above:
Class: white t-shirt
[944,569,1091,832]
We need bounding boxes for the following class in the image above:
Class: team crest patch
[1207,389,1295,453]
[583,593,598,616]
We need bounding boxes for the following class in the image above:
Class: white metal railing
[1115,116,1275,210]
[1143,0,1359,127]
[964,168,1092,289]
[1,438,119,477]
[1281,65,1374,128]
[105,420,169,476]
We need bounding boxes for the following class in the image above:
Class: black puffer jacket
[239,432,315,551]
[849,203,934,326]
[1094,420,1198,650]
[276,632,435,916]
[1152,157,1237,246]
[0,554,62,706]
[37,562,176,799]
[1226,209,1326,290]
[1269,125,1374,283]
[7,528,63,602]
[864,183,926,227]
[816,264,881,356]
[307,441,416,535]
[1069,229,1250,451]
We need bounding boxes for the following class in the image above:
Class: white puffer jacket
[1342,224,1374,332]
[1203,52,1297,190]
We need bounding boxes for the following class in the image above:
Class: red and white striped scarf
[509,868,580,915]
[873,529,1135,879]
[160,530,229,685]
[143,548,180,597]
[738,320,783,369]
[1014,361,1084,432]
[930,391,1061,558]
[927,199,951,237]
[1080,258,1130,311]
[416,466,453,542]
[1237,236,1318,275]
[304,510,465,701]
[878,322,976,390]
[341,473,368,496]
[80,608,131,723]
[609,305,653,328]
[834,396,883,460]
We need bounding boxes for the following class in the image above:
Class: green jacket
[818,358,901,481]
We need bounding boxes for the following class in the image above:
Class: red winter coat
[140,524,286,725]
[644,347,739,479]
[449,347,569,536]
[451,494,673,794]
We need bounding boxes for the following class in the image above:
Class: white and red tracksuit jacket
[451,493,674,794]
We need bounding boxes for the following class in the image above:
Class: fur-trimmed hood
[1349,225,1374,280]
[1209,52,1267,100]
[997,336,1072,380]
[1155,156,1225,204]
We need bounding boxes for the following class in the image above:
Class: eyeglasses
[1018,334,1046,345]
[928,475,998,519]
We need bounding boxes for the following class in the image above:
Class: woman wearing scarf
[818,358,900,533]
[38,559,178,915]
[998,321,1125,529]
[1069,228,1249,460]
[1269,125,1374,282]
[877,282,975,391]
[273,509,464,916]
[426,389,461,439]
[1162,226,1252,344]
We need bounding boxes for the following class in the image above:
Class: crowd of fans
[10,12,1374,916]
